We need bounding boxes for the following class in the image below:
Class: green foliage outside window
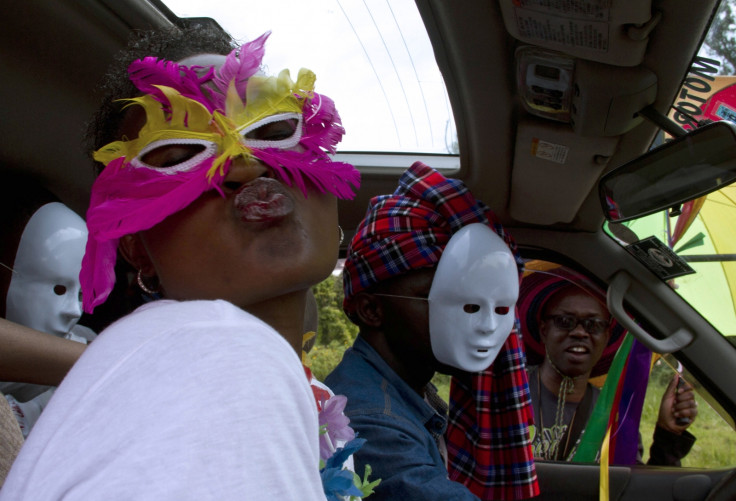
[305,274,359,381]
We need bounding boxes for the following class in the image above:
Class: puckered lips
[234,177,295,223]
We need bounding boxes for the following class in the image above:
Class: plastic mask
[428,224,519,372]
[6,203,88,337]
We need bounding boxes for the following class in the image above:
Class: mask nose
[478,308,499,334]
[55,295,82,336]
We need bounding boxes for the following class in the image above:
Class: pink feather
[211,32,271,108]
[128,58,216,112]
[80,237,118,313]
[81,157,224,311]
[301,93,346,155]
[253,148,360,200]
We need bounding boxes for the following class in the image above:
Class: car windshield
[604,1,736,341]
[163,0,457,156]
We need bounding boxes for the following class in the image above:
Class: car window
[592,0,736,470]
[640,354,736,468]
[607,196,736,346]
[163,0,458,157]
[603,0,736,348]
[519,259,736,468]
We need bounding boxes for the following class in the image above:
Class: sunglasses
[544,314,610,335]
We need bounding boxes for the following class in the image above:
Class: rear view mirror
[600,120,736,222]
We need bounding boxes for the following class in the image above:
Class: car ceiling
[0,0,721,247]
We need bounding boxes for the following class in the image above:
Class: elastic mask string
[0,262,17,274]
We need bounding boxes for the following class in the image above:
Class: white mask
[6,203,88,337]
[428,224,519,372]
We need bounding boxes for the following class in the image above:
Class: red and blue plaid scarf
[343,161,539,499]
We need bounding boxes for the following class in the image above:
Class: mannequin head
[428,224,519,372]
[5,203,88,337]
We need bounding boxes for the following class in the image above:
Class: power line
[364,0,419,145]
[336,0,402,144]
[386,0,434,146]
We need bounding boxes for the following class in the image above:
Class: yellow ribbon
[301,331,316,363]
[599,425,611,501]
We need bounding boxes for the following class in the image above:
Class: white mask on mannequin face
[428,224,519,372]
[6,203,88,338]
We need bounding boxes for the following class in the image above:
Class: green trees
[704,0,736,74]
[305,274,359,381]
[312,274,358,345]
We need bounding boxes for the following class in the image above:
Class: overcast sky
[164,0,455,154]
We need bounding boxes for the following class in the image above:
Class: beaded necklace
[537,356,587,460]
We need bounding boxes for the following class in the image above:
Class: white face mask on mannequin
[428,223,519,372]
[6,202,88,338]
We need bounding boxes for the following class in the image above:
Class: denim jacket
[325,336,480,501]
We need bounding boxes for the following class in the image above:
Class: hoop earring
[136,270,160,295]
[338,225,345,245]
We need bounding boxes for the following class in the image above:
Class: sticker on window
[626,236,695,280]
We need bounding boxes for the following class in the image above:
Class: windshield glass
[163,0,456,155]
[608,200,736,338]
[606,0,736,339]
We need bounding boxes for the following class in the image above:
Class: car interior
[3,0,736,499]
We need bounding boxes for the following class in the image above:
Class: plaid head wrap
[342,161,539,499]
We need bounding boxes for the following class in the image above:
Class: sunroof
[163,0,457,155]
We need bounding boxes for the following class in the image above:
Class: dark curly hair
[84,25,237,171]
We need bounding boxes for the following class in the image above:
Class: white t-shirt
[0,300,327,500]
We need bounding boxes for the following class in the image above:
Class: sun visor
[509,118,619,224]
[499,0,655,67]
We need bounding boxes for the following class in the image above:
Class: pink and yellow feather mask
[81,32,360,313]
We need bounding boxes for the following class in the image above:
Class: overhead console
[500,0,662,224]
[499,0,655,66]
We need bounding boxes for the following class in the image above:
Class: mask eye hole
[54,285,67,296]
[463,304,480,313]
[495,306,511,315]
[245,118,298,142]
[141,143,207,168]
[241,113,303,149]
[132,138,217,173]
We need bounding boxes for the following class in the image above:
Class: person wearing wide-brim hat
[518,263,698,464]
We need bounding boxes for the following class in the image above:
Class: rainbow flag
[573,333,653,464]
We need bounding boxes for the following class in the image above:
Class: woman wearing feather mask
[0,26,360,500]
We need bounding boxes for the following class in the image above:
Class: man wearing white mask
[0,177,92,436]
[326,162,538,501]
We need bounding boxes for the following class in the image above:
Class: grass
[640,363,736,468]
